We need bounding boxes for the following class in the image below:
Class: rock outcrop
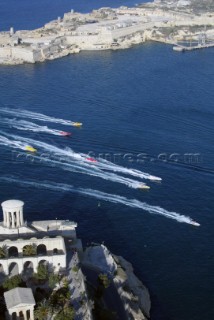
[113,255,151,320]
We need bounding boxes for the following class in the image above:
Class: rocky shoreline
[113,255,151,320]
[82,244,151,320]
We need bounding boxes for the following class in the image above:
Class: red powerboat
[86,157,97,163]
[60,131,72,136]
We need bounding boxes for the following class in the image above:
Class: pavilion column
[3,211,5,227]
[30,308,34,320]
[7,213,10,228]
[16,212,18,227]
[5,212,8,228]
[11,212,15,228]
[20,210,23,226]
[3,211,6,227]
[24,310,27,320]
[16,211,20,228]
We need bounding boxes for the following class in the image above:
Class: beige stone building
[4,287,35,320]
[0,200,77,276]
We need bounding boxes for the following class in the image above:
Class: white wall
[66,34,99,46]
[1,236,65,252]
[0,254,66,275]
[0,236,66,275]
[11,47,42,63]
[11,47,34,62]
[0,47,11,58]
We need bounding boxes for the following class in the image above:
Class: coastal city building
[0,0,214,64]
[4,287,35,320]
[0,199,151,320]
[0,199,76,276]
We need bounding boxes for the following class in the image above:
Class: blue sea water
[0,1,214,320]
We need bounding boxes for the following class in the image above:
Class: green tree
[23,244,37,256]
[54,306,75,320]
[72,265,79,273]
[3,275,23,290]
[0,245,7,258]
[50,287,71,311]
[62,277,69,289]
[34,300,51,320]
[34,264,49,281]
[48,272,60,289]
[98,273,111,289]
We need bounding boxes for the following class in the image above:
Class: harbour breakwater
[0,1,214,65]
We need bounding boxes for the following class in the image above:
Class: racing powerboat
[86,157,97,163]
[148,175,162,182]
[25,145,37,153]
[60,131,72,136]
[72,122,82,127]
[138,184,150,190]
[191,221,200,227]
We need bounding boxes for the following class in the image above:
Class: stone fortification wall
[11,47,42,63]
[167,16,214,27]
[0,47,11,58]
[66,34,99,47]
[32,49,43,62]
[21,37,53,45]
[108,24,145,39]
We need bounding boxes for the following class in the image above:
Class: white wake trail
[1,130,161,182]
[0,131,153,183]
[95,158,162,182]
[32,155,144,189]
[0,110,161,181]
[0,130,85,160]
[0,135,27,151]
[0,177,200,226]
[0,118,68,136]
[0,132,147,189]
[0,108,80,127]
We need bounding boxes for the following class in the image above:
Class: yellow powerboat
[72,122,82,127]
[25,145,37,153]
